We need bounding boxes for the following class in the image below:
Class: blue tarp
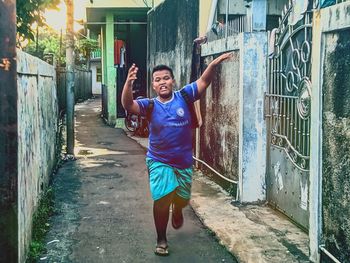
[320,0,336,8]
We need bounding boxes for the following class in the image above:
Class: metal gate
[265,1,312,230]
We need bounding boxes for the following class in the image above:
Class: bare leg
[173,194,189,209]
[172,194,189,229]
[153,191,174,247]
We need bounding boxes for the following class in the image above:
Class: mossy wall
[322,29,350,262]
[17,51,59,262]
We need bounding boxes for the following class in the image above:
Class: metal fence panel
[56,67,92,113]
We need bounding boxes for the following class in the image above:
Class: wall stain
[200,54,240,181]
[322,29,350,262]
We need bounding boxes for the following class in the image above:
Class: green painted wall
[106,13,117,125]
[101,26,107,85]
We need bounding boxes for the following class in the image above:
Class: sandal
[154,245,169,256]
[171,204,184,229]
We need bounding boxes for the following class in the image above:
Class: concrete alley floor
[39,97,237,263]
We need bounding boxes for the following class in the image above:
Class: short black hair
[152,64,174,79]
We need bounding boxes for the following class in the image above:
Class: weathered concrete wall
[200,44,240,182]
[218,0,246,15]
[322,29,350,262]
[200,33,267,202]
[17,50,59,262]
[147,0,199,93]
[240,33,267,202]
[267,0,288,15]
[217,0,288,16]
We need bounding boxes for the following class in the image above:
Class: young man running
[121,52,232,256]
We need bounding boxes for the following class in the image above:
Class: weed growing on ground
[228,184,237,197]
[27,187,55,262]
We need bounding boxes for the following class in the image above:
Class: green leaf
[16,0,60,41]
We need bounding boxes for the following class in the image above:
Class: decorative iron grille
[266,2,313,171]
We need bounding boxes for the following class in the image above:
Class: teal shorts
[146,158,193,201]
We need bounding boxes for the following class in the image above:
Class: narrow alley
[40,97,237,262]
[2,1,350,262]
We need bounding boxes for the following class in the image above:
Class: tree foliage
[24,26,65,64]
[76,38,99,59]
[24,25,101,68]
[75,37,99,69]
[17,0,61,40]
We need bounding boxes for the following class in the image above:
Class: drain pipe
[319,245,341,263]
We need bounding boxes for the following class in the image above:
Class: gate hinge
[264,92,271,120]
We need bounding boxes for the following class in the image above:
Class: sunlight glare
[44,0,86,32]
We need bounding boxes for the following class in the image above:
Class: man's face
[152,70,175,100]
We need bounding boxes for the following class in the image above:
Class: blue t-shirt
[136,82,199,169]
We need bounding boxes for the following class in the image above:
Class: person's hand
[212,52,233,66]
[126,63,138,83]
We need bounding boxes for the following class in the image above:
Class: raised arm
[121,63,141,114]
[196,52,233,96]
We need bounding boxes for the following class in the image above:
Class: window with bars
[96,67,102,82]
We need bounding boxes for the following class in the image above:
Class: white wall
[91,61,102,95]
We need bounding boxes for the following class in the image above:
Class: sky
[44,0,86,32]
